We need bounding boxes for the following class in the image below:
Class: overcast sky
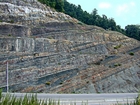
[67,0,140,29]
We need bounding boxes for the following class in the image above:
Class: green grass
[114,93,140,105]
[0,92,60,105]
[0,92,88,105]
[133,93,140,105]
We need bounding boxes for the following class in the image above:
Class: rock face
[0,0,140,93]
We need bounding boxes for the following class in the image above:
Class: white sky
[67,0,140,29]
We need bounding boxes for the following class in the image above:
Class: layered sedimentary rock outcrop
[0,0,140,93]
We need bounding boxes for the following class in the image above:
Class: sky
[67,0,140,29]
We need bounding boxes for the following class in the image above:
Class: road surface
[2,93,138,105]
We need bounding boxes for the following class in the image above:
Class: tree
[76,5,84,21]
[55,0,64,12]
[91,8,98,25]
[82,11,91,24]
[64,0,77,18]
[91,8,98,16]
[100,14,108,29]
[109,18,116,30]
[49,0,56,8]
[125,25,140,40]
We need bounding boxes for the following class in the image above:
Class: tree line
[38,0,140,41]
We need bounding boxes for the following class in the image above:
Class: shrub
[114,44,121,49]
[94,60,101,65]
[46,81,51,85]
[72,91,76,94]
[86,81,89,84]
[8,34,12,36]
[129,52,134,56]
[109,65,112,68]
[114,64,118,67]
[59,82,63,85]
[114,63,121,67]
[118,64,121,66]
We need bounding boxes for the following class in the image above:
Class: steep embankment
[0,0,140,93]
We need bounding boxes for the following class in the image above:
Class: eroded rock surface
[0,0,140,93]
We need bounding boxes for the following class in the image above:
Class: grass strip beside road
[0,89,140,105]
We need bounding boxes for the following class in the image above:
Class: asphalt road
[2,93,138,105]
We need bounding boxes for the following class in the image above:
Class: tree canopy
[125,25,140,40]
[38,0,64,12]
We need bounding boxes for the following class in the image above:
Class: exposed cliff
[0,0,140,93]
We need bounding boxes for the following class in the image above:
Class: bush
[8,34,12,36]
[118,64,121,66]
[114,63,121,67]
[114,44,121,49]
[59,82,63,85]
[129,52,134,56]
[46,82,51,85]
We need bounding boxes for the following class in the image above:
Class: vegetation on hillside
[37,0,140,41]
[125,25,140,41]
[38,0,64,12]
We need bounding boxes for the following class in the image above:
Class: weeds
[0,92,60,105]
[0,91,140,105]
[114,93,140,105]
[133,93,140,105]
